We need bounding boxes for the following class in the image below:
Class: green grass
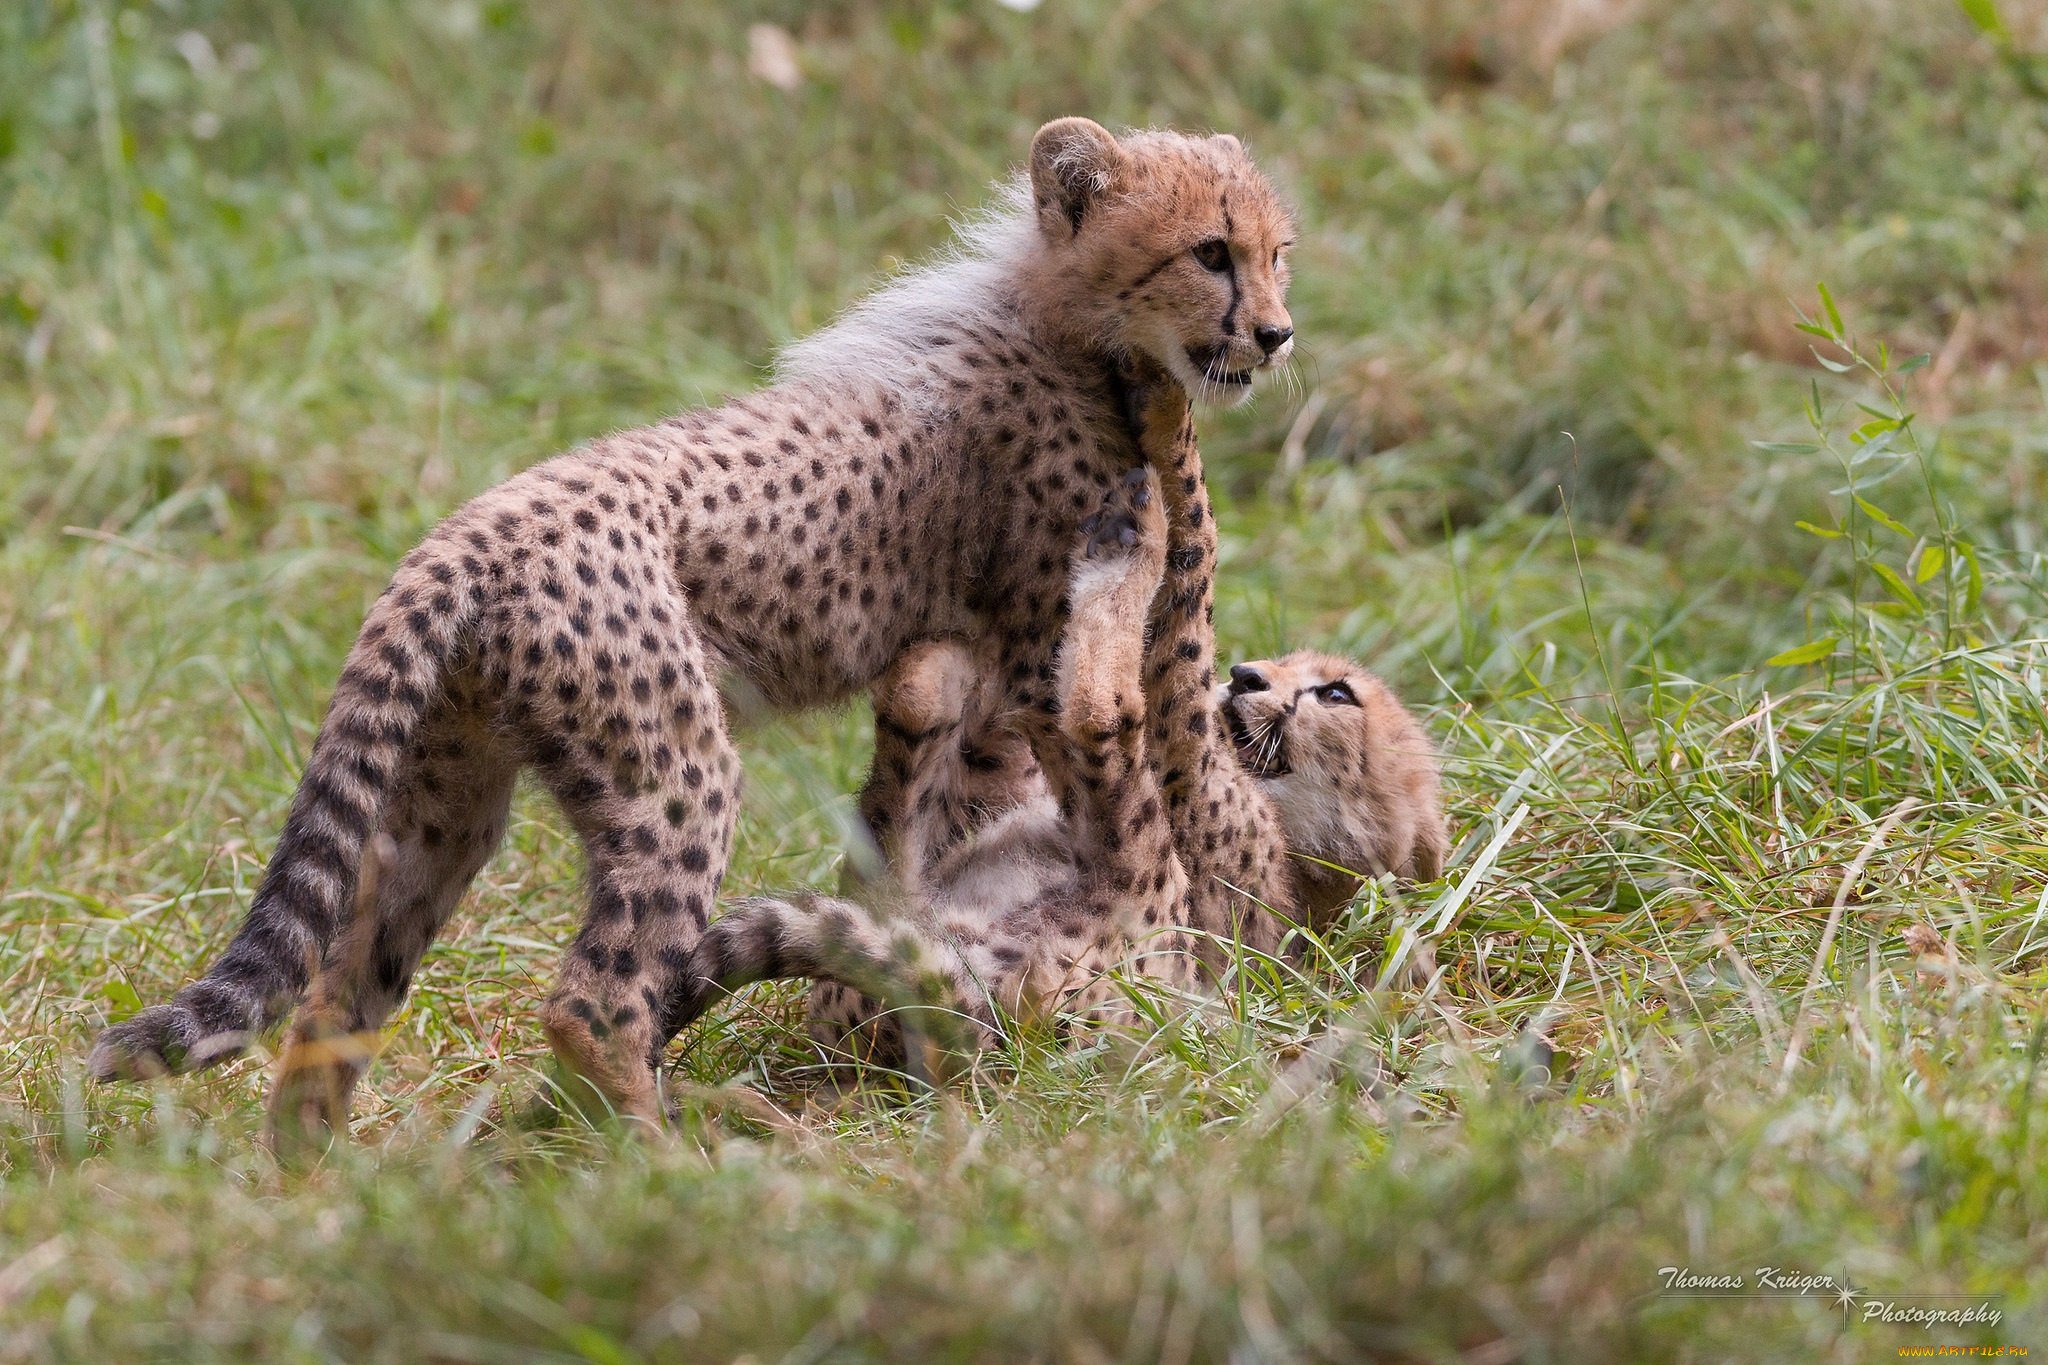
[3,0,2048,1358]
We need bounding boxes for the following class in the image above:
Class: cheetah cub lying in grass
[90,119,1299,1128]
[664,380,1447,1073]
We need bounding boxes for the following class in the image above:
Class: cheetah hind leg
[533,694,743,1130]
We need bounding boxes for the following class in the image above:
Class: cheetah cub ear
[1030,117,1130,240]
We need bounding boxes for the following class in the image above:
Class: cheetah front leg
[1127,369,1300,960]
[1012,468,1193,1010]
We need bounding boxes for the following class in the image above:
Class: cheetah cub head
[1219,651,1448,888]
[1028,117,1295,408]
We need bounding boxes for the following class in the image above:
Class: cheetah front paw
[1078,466,1158,561]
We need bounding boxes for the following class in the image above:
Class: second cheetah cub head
[1219,652,1448,891]
[1027,117,1296,407]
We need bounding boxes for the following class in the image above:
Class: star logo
[1833,1283,1861,1314]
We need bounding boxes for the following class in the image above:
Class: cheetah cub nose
[1228,663,1270,694]
[1253,325,1293,357]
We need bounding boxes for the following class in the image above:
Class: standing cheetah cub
[89,119,1297,1127]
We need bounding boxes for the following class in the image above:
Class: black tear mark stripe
[1125,252,1179,296]
[1216,194,1242,338]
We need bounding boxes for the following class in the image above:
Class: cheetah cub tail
[90,545,484,1082]
[662,895,992,1082]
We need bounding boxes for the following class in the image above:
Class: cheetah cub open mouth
[1183,342,1257,390]
[1016,122,1293,409]
[1222,689,1291,777]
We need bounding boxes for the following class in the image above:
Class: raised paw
[1078,466,1157,560]
[873,639,978,735]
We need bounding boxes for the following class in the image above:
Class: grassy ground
[3,0,2048,1358]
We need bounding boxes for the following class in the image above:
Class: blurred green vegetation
[2,0,2047,1358]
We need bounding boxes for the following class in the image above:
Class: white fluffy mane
[774,178,1041,395]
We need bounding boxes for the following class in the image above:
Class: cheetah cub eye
[1191,238,1232,272]
[1315,681,1359,707]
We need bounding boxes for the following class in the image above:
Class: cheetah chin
[1176,342,1258,404]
